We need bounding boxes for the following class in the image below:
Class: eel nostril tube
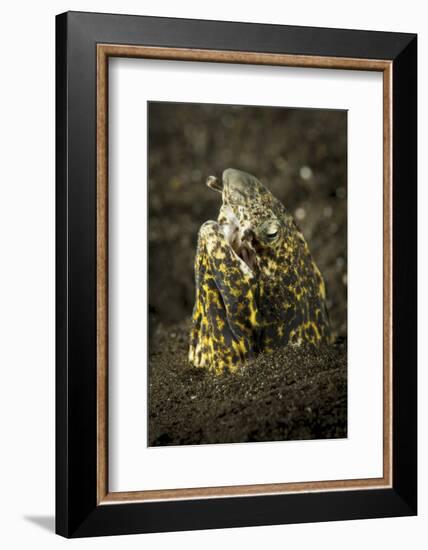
[206,175,223,192]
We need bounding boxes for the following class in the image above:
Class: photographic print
[57,14,417,536]
[148,101,347,447]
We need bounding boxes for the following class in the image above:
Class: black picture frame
[56,11,417,538]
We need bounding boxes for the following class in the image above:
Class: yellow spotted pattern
[189,171,332,374]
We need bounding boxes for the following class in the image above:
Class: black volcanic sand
[148,103,348,445]
[149,323,347,446]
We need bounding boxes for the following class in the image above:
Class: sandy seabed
[149,322,347,446]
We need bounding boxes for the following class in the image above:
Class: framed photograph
[56,11,417,537]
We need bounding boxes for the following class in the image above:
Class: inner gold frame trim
[96,44,393,505]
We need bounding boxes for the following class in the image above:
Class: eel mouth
[205,175,258,272]
[221,217,258,273]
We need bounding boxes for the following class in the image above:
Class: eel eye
[266,230,279,241]
[260,220,281,243]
